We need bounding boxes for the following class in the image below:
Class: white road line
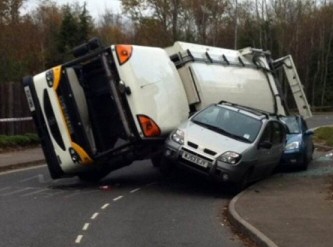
[75,235,83,244]
[82,223,90,231]
[64,190,96,199]
[21,188,51,197]
[130,188,141,193]
[19,174,46,183]
[0,186,11,192]
[91,212,99,220]
[113,195,123,201]
[101,203,109,210]
[1,187,34,196]
[43,191,66,198]
[0,165,46,176]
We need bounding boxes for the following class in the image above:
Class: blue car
[280,116,314,170]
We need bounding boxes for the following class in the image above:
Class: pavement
[1,147,333,247]
[0,147,45,172]
[228,149,333,247]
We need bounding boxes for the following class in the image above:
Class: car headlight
[285,141,300,151]
[171,129,184,145]
[217,151,241,166]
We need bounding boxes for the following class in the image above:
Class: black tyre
[234,169,252,193]
[78,168,111,183]
[159,157,175,176]
[300,154,309,171]
[151,155,163,168]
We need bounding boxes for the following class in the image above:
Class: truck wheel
[78,168,111,183]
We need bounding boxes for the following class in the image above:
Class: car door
[255,121,286,179]
[270,121,287,169]
[254,122,274,179]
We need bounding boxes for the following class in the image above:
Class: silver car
[163,102,287,189]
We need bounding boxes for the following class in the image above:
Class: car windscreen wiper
[226,132,252,143]
[192,120,222,133]
[192,120,251,143]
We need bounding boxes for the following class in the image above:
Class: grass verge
[314,127,333,147]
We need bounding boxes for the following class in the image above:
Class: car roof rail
[217,100,274,119]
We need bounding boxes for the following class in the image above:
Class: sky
[21,0,122,19]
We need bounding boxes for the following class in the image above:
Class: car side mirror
[259,141,272,149]
[305,129,314,135]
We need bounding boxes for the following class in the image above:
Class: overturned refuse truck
[22,38,311,181]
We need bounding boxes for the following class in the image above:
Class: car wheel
[234,169,252,193]
[300,154,309,171]
[151,154,163,168]
[159,157,175,176]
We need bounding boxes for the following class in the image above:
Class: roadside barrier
[0,117,32,123]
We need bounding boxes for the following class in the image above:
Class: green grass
[314,127,333,147]
[0,133,40,148]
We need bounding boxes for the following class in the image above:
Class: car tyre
[300,155,309,171]
[151,154,163,168]
[159,157,175,176]
[234,169,252,193]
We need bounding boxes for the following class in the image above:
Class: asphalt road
[0,160,244,247]
[306,113,333,128]
[0,114,330,247]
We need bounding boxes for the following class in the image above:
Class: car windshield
[191,105,262,143]
[280,116,300,134]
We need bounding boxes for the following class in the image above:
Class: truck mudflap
[22,76,65,178]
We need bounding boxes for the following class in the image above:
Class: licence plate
[24,86,35,112]
[182,151,209,168]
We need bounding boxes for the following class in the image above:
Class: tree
[57,3,94,58]
[96,9,133,44]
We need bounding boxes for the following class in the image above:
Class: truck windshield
[191,105,262,143]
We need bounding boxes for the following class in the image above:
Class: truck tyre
[78,168,111,183]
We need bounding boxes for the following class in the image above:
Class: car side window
[272,121,285,144]
[260,122,273,143]
[260,121,285,145]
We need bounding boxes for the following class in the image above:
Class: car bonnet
[181,120,252,156]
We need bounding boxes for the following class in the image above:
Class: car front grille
[186,142,217,156]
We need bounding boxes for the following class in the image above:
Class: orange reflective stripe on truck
[52,66,62,91]
[71,142,94,165]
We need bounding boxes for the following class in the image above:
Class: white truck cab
[23,39,189,179]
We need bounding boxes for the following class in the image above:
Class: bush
[0,133,39,148]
